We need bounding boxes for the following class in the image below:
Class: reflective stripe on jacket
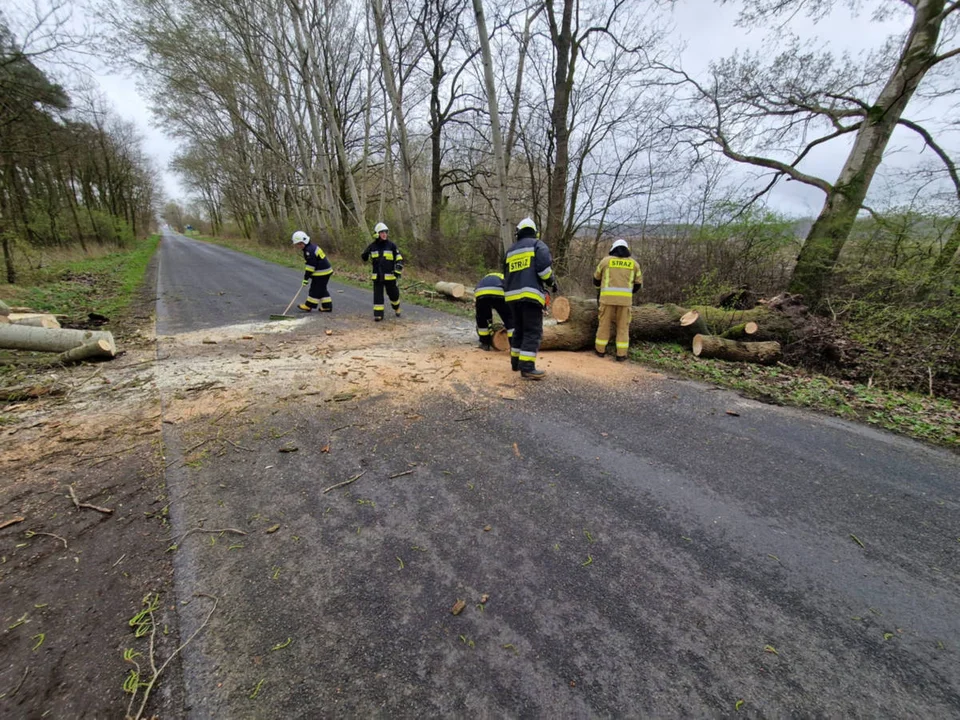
[503,237,554,305]
[594,255,641,306]
[475,272,505,299]
[303,242,333,280]
[361,240,404,281]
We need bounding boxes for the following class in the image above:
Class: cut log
[0,299,10,316]
[720,321,759,340]
[0,315,8,324]
[435,281,466,299]
[550,296,571,322]
[9,313,61,329]
[0,325,115,353]
[692,334,782,365]
[492,328,511,351]
[58,338,116,363]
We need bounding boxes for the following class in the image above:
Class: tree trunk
[788,0,947,305]
[58,338,116,363]
[472,0,512,256]
[435,281,466,299]
[692,335,782,365]
[0,326,115,353]
[8,313,61,329]
[538,297,796,350]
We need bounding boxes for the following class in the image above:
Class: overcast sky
[16,0,951,218]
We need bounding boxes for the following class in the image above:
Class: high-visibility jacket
[594,255,641,306]
[475,272,506,299]
[503,236,555,306]
[361,240,403,281]
[302,242,333,281]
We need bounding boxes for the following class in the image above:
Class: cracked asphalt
[155,230,960,718]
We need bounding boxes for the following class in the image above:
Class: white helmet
[291,230,310,245]
[611,239,628,252]
[374,222,388,235]
[516,217,537,234]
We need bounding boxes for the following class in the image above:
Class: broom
[270,285,303,320]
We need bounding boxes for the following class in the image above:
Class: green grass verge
[0,235,160,321]
[629,341,959,449]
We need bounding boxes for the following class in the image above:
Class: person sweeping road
[361,222,404,321]
[291,230,333,312]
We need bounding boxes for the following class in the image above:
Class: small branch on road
[388,469,416,479]
[323,471,367,494]
[68,485,113,514]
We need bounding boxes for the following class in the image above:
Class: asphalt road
[156,230,960,718]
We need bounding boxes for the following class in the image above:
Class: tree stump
[692,334,782,365]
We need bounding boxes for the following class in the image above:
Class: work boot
[478,341,491,351]
[395,309,402,317]
[521,368,546,380]
[298,304,312,312]
[595,350,606,358]
[374,316,383,322]
[616,355,627,362]
[511,358,520,371]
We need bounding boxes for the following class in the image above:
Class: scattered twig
[0,516,25,530]
[331,423,359,433]
[322,471,367,494]
[6,666,29,698]
[25,530,68,549]
[68,485,114,514]
[172,526,247,547]
[128,593,219,720]
[388,469,416,479]
[225,439,253,451]
[65,367,103,397]
[112,553,127,568]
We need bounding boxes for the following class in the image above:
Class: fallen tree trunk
[9,313,61,329]
[0,325,115,353]
[58,338,116,363]
[720,322,759,340]
[549,296,571,322]
[492,328,511,351]
[0,299,10,316]
[692,334,782,365]
[538,296,798,351]
[435,281,466,299]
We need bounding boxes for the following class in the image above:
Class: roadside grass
[629,341,959,449]
[0,235,160,321]
[189,233,958,450]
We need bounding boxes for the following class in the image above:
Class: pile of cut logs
[432,282,785,365]
[0,299,117,363]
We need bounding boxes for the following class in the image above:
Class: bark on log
[692,334,782,365]
[0,325,115,353]
[537,296,797,351]
[550,296,571,322]
[435,281,466,299]
[0,299,10,316]
[720,322,759,340]
[58,338,116,363]
[9,313,61,329]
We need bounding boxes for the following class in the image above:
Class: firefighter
[291,230,333,312]
[361,222,404,321]
[594,238,642,361]
[474,272,513,350]
[503,217,556,380]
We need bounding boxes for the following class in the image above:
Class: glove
[302,279,309,286]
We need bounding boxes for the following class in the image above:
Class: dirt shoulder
[0,258,184,719]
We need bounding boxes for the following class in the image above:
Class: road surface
[155,230,960,717]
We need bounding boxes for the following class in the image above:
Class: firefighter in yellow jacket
[594,239,642,361]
